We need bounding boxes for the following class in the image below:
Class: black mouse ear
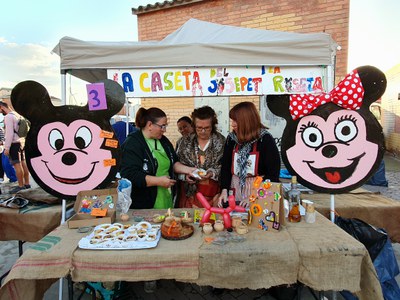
[356,65,387,108]
[266,94,293,121]
[11,80,54,120]
[101,79,126,117]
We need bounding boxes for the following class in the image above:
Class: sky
[1,0,399,100]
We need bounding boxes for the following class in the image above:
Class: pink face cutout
[31,120,112,197]
[286,110,378,189]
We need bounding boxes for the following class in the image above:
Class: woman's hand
[159,175,176,188]
[199,170,213,180]
[186,174,196,184]
[217,189,228,207]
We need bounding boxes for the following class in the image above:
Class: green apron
[145,138,172,209]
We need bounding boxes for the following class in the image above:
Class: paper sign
[91,208,108,217]
[105,139,118,148]
[103,158,116,167]
[87,83,107,111]
[100,130,114,138]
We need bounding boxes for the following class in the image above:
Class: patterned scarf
[229,128,270,191]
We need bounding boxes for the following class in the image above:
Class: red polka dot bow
[289,70,365,120]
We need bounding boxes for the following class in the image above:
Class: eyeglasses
[196,126,211,132]
[153,123,168,131]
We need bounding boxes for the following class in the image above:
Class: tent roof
[52,18,338,83]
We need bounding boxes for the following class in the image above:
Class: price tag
[91,208,108,217]
[86,83,107,111]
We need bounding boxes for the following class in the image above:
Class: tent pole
[125,96,129,139]
[59,70,67,300]
[61,71,67,105]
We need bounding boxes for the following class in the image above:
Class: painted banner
[107,66,327,98]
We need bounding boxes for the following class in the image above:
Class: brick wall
[135,0,350,144]
[382,64,400,155]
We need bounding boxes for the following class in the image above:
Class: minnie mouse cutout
[267,65,387,193]
[11,80,125,200]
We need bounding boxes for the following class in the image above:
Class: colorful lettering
[225,77,235,93]
[121,72,134,93]
[182,71,191,90]
[208,80,217,93]
[313,77,323,92]
[151,72,163,92]
[240,77,248,91]
[210,69,216,78]
[164,72,173,90]
[234,77,240,92]
[140,73,150,92]
[253,77,262,93]
[273,76,285,93]
[175,71,183,91]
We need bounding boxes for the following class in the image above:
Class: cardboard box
[67,188,118,229]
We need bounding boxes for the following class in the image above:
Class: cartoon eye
[301,126,323,148]
[335,118,357,143]
[49,129,64,150]
[75,126,92,149]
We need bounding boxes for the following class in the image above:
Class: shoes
[24,184,31,189]
[9,186,25,194]
[144,281,157,293]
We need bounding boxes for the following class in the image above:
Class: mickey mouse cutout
[11,80,125,199]
[267,66,387,193]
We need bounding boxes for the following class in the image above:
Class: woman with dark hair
[175,115,193,151]
[120,107,195,209]
[177,106,225,208]
[218,102,280,208]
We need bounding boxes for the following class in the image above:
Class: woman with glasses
[218,102,280,208]
[120,107,196,209]
[176,106,225,208]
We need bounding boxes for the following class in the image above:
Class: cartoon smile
[42,160,99,185]
[305,152,366,184]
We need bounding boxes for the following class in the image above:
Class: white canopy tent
[52,18,338,84]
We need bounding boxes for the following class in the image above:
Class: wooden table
[0,210,383,300]
[302,188,400,242]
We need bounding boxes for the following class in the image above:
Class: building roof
[132,0,204,15]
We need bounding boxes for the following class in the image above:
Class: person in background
[218,101,280,208]
[177,106,225,208]
[0,125,17,184]
[120,107,196,209]
[112,118,138,146]
[175,116,193,151]
[0,101,30,193]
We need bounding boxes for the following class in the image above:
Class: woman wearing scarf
[218,102,281,208]
[177,106,225,208]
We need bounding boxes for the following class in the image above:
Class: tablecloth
[302,188,400,242]
[0,209,383,300]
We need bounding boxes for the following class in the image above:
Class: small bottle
[288,176,301,223]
